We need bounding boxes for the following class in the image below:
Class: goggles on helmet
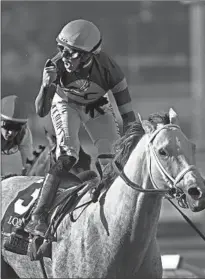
[57,44,87,60]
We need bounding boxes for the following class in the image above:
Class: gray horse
[2,109,205,279]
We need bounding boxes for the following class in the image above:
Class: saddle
[2,170,102,261]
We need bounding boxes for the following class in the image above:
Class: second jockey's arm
[19,126,34,174]
[35,83,56,117]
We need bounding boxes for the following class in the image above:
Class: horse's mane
[101,111,170,188]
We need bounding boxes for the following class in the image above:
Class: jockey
[1,95,34,175]
[26,19,136,237]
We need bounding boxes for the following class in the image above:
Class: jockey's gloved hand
[42,59,57,87]
[123,122,133,135]
[85,96,109,118]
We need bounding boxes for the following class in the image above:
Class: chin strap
[82,57,93,68]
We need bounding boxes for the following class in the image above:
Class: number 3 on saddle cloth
[1,179,47,259]
[1,177,98,261]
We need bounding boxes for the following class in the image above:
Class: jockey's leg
[51,98,81,161]
[81,106,120,201]
[25,99,81,237]
[25,155,77,237]
[83,104,120,168]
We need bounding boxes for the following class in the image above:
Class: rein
[98,153,205,242]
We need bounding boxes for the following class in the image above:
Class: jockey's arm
[107,56,136,132]
[111,82,136,131]
[19,126,34,172]
[35,83,56,117]
[35,56,61,117]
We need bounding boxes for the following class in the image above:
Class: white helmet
[56,19,102,54]
[1,95,28,123]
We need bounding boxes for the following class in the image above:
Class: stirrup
[27,227,47,238]
[25,217,48,237]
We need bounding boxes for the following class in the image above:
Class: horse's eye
[158,148,168,157]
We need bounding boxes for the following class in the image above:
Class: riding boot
[25,155,76,237]
[25,174,60,237]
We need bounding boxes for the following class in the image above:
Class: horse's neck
[103,136,163,265]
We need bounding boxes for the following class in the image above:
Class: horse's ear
[138,113,154,133]
[169,108,180,125]
[141,120,155,134]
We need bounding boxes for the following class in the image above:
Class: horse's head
[140,108,205,212]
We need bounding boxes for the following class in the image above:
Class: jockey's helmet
[56,19,102,54]
[1,95,29,126]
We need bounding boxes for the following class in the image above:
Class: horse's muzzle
[183,171,205,212]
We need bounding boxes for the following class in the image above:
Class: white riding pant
[51,94,120,165]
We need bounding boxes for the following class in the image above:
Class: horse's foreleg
[1,254,20,279]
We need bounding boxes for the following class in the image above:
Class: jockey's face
[1,120,23,141]
[57,44,87,72]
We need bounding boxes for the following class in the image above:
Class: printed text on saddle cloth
[2,179,43,235]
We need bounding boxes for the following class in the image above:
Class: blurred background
[1,0,205,270]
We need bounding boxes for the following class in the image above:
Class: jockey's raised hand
[42,59,58,87]
[35,58,59,117]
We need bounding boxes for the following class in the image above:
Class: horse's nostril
[188,187,202,200]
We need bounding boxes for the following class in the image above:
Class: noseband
[112,124,196,202]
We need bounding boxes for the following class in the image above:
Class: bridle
[112,124,197,205]
[108,123,205,243]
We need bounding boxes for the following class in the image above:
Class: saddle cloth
[1,175,99,259]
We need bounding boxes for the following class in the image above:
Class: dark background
[2,2,189,100]
[2,1,193,141]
